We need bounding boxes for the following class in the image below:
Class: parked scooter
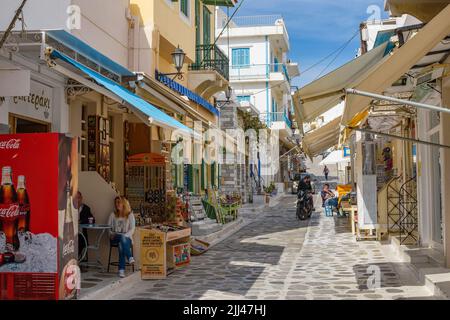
[296,189,313,220]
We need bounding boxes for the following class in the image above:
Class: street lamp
[159,45,186,80]
[216,86,233,109]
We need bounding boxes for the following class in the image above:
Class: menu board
[140,228,167,279]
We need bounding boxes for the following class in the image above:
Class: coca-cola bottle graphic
[17,175,31,233]
[61,181,76,299]
[0,166,20,252]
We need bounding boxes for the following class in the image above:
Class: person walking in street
[323,165,330,181]
[108,196,136,278]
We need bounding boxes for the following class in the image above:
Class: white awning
[319,150,351,166]
[302,117,341,159]
[342,4,450,127]
[387,0,450,22]
[293,42,389,124]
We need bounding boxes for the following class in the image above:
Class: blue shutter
[232,49,238,66]
[232,48,250,67]
[243,48,250,65]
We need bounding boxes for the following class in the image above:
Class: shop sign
[140,228,166,279]
[155,70,220,116]
[343,146,351,158]
[10,81,53,123]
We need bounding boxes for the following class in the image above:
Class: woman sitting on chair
[108,196,136,278]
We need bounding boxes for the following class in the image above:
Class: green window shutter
[218,164,221,189]
[188,164,194,192]
[180,0,189,17]
[203,6,211,45]
[211,162,216,188]
[195,0,201,64]
[173,164,178,189]
[201,159,205,190]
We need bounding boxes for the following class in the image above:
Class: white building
[215,10,300,186]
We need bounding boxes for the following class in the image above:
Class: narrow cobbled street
[108,193,434,300]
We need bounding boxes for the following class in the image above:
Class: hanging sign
[343,146,351,158]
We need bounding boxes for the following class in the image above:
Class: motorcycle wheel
[296,206,309,221]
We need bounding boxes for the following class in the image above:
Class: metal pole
[348,126,450,149]
[345,88,450,115]
[0,0,28,50]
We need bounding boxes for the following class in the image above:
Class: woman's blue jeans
[111,234,132,270]
[325,197,338,209]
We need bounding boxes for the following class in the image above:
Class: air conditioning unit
[415,67,444,86]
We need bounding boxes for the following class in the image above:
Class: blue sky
[234,0,389,87]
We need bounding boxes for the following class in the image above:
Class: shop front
[43,33,196,280]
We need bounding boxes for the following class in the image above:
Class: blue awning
[47,30,135,78]
[50,50,193,136]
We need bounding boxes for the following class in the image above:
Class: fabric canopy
[302,117,341,159]
[47,30,135,77]
[387,0,450,22]
[293,42,389,124]
[342,4,450,127]
[50,50,194,136]
[319,150,351,166]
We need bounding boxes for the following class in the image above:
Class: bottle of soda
[0,167,20,252]
[17,175,31,233]
[61,181,77,299]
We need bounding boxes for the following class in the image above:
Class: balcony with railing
[229,15,284,28]
[259,112,293,131]
[230,63,290,83]
[216,12,290,49]
[189,44,230,81]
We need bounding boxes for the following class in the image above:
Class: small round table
[79,224,111,272]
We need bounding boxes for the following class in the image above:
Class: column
[441,76,450,267]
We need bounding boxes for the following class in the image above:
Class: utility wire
[301,29,359,77]
[314,30,359,80]
[246,29,361,97]
[0,0,28,50]
[213,0,246,46]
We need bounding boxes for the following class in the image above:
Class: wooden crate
[139,226,191,280]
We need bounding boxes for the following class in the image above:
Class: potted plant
[263,183,275,204]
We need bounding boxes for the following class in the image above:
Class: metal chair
[107,240,135,273]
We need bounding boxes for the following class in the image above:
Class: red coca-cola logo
[0,139,21,150]
[0,204,20,219]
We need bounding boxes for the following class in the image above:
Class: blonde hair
[114,196,132,218]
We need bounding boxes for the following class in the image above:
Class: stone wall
[219,105,249,203]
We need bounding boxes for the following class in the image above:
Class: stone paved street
[108,195,435,300]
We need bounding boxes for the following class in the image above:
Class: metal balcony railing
[225,15,284,28]
[259,112,293,129]
[230,63,290,82]
[189,44,230,81]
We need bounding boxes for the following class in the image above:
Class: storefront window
[10,116,50,134]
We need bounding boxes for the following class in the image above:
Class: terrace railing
[189,44,230,81]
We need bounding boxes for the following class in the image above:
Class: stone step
[388,234,450,299]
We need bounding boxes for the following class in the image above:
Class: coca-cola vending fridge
[0,133,79,300]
